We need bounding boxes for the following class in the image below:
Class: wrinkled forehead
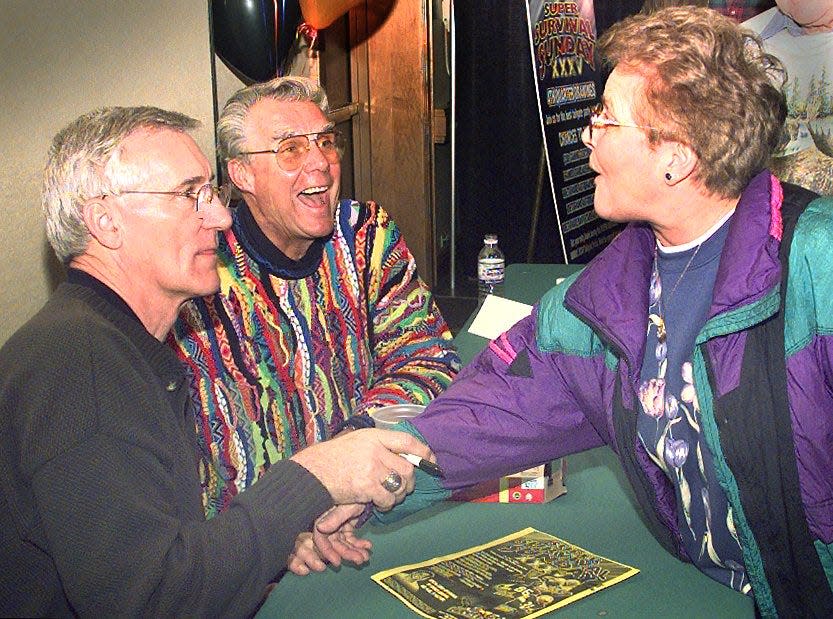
[108,127,209,187]
[245,98,330,142]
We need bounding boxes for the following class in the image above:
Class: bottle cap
[484,233,498,244]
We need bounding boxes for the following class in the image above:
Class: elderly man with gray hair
[169,77,460,572]
[0,106,432,616]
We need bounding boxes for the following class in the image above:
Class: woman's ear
[663,141,698,186]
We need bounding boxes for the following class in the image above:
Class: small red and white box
[451,459,566,504]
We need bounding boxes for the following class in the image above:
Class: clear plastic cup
[369,404,425,429]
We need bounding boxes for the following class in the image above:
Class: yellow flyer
[372,527,638,618]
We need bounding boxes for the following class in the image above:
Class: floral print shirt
[637,216,751,594]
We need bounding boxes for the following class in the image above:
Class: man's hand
[286,532,324,576]
[286,504,373,575]
[290,428,433,510]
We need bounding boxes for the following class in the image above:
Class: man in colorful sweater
[169,77,459,523]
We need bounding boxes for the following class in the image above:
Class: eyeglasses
[103,182,233,212]
[587,103,659,140]
[238,130,345,172]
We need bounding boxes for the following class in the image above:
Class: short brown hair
[599,6,785,198]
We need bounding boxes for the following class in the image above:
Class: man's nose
[200,200,232,231]
[302,139,330,171]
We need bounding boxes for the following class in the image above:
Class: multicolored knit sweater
[169,199,460,517]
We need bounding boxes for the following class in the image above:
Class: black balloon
[211,0,303,84]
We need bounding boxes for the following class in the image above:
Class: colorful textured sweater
[170,199,460,516]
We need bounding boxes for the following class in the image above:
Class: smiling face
[231,99,341,259]
[112,127,231,307]
[581,68,667,224]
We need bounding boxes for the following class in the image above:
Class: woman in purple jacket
[316,7,833,615]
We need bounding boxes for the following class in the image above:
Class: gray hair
[42,106,200,262]
[217,76,329,162]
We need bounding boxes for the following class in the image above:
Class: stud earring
[665,172,672,181]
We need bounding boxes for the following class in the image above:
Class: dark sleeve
[33,447,330,616]
[20,321,333,617]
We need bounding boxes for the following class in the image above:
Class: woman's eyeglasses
[587,103,659,139]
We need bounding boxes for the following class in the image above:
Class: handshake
[288,427,438,576]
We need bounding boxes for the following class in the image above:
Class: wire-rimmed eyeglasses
[238,129,345,172]
[587,103,659,140]
[101,183,233,212]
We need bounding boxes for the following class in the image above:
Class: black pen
[400,453,445,478]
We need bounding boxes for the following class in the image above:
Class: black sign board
[525,0,623,263]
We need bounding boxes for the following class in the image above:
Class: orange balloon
[298,0,364,29]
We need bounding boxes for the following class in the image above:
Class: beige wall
[0,1,219,344]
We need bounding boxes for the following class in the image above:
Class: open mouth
[300,185,328,195]
[297,185,330,207]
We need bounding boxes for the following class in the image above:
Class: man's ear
[663,141,699,186]
[81,197,122,250]
[227,159,253,194]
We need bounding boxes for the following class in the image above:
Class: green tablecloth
[258,263,754,618]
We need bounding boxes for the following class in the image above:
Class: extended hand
[290,428,433,510]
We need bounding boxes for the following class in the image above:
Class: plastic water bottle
[477,233,505,299]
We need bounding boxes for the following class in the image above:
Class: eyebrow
[174,174,212,191]
[270,124,336,141]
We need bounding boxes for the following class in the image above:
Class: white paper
[467,277,566,339]
[467,295,533,340]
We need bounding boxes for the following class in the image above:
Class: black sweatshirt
[0,281,332,617]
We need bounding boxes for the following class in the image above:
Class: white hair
[42,106,199,262]
[216,75,329,163]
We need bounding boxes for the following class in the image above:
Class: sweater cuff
[236,460,333,534]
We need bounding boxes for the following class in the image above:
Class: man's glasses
[238,130,345,172]
[587,103,659,140]
[103,183,233,212]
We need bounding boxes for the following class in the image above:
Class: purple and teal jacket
[385,172,833,615]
